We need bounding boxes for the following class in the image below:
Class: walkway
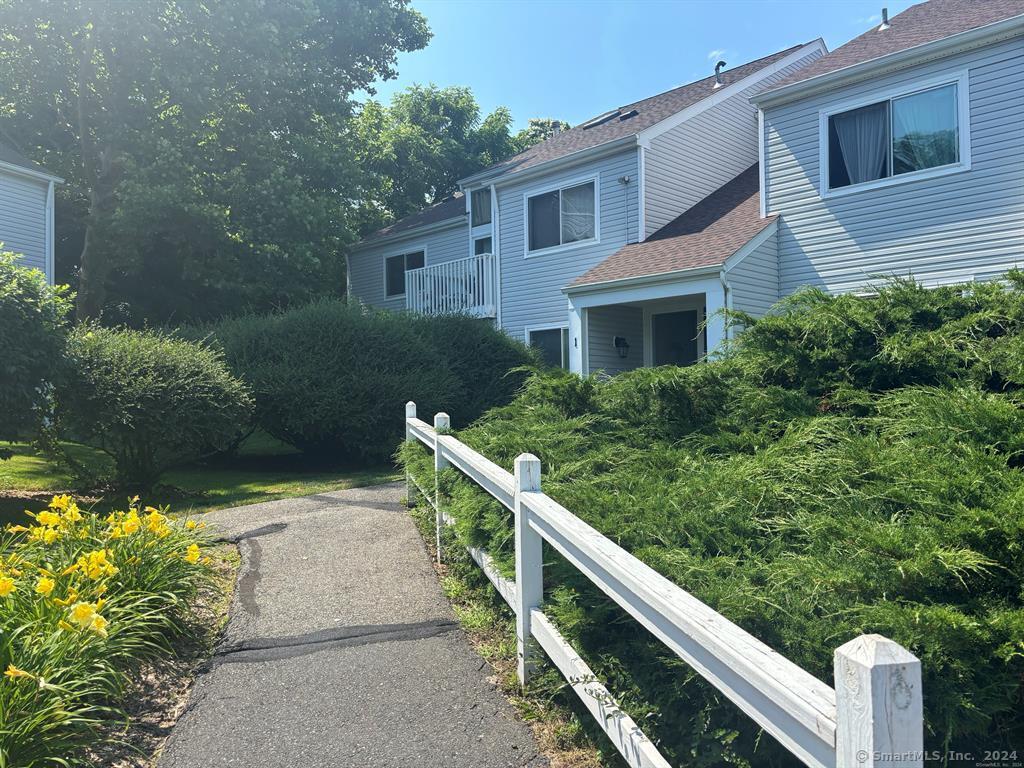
[158,483,546,768]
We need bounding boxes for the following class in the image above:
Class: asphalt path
[158,483,546,768]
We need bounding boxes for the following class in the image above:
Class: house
[751,0,1024,300]
[349,41,828,371]
[0,140,61,284]
[349,0,1024,375]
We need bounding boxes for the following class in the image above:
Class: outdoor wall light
[613,336,630,359]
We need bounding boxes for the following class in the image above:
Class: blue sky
[364,0,918,130]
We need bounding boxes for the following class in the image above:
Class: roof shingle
[362,193,466,244]
[470,44,813,181]
[766,0,1024,93]
[568,165,773,290]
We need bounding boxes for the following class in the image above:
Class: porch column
[704,281,727,358]
[568,299,587,375]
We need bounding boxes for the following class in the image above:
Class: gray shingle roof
[766,0,1024,93]
[468,43,813,181]
[0,139,53,176]
[361,192,466,244]
[568,165,773,290]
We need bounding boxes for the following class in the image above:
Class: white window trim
[382,244,428,299]
[522,174,601,258]
[525,322,570,369]
[817,68,971,200]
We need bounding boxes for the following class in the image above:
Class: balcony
[405,253,497,318]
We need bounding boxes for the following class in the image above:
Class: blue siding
[645,47,824,236]
[728,234,780,318]
[348,220,470,311]
[497,149,641,340]
[764,37,1024,296]
[0,169,48,277]
[587,304,644,375]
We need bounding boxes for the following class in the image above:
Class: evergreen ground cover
[402,276,1024,766]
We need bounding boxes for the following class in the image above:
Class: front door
[652,310,700,366]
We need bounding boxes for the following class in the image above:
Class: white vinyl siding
[497,148,640,341]
[764,37,1024,296]
[644,48,825,237]
[0,169,49,277]
[729,233,780,319]
[348,221,470,311]
[586,304,644,375]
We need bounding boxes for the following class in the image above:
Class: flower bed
[0,495,214,766]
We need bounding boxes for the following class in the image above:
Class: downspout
[45,181,55,285]
[719,268,733,342]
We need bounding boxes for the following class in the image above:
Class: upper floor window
[527,180,596,253]
[384,249,424,297]
[471,188,491,227]
[825,79,964,193]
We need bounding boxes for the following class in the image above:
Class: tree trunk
[75,209,104,320]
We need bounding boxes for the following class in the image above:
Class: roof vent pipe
[878,8,890,30]
[713,60,727,88]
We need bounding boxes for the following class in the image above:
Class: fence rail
[405,253,496,318]
[404,402,924,768]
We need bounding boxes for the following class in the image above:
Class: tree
[355,85,567,231]
[513,118,571,153]
[0,0,430,323]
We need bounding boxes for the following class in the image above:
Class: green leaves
[402,277,1024,765]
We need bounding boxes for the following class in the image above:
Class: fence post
[405,402,417,506]
[834,634,923,768]
[433,413,450,564]
[514,453,543,688]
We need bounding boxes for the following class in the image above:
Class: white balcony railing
[406,253,496,318]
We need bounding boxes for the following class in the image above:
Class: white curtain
[560,182,595,243]
[832,101,889,185]
[892,84,958,174]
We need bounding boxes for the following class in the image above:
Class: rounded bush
[207,301,536,460]
[57,326,252,488]
[0,252,72,443]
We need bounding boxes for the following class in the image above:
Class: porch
[566,274,727,376]
[406,253,497,318]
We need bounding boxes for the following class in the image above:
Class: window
[384,250,425,297]
[471,188,491,227]
[826,81,962,192]
[528,327,570,369]
[527,180,596,253]
[474,236,492,255]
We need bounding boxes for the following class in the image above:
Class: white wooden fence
[404,402,924,768]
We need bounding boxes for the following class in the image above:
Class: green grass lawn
[0,432,399,526]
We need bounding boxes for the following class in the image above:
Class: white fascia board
[0,159,64,185]
[636,39,828,148]
[722,219,778,273]
[351,215,466,252]
[752,14,1024,109]
[458,135,636,190]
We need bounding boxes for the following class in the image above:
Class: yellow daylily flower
[185,520,198,531]
[36,511,61,528]
[4,664,34,681]
[35,576,55,596]
[0,576,15,597]
[184,544,201,564]
[90,614,108,637]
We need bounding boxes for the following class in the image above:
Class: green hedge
[0,252,71,444]
[204,300,535,461]
[57,326,253,488]
[400,275,1024,766]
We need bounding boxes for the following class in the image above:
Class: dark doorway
[652,310,699,366]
